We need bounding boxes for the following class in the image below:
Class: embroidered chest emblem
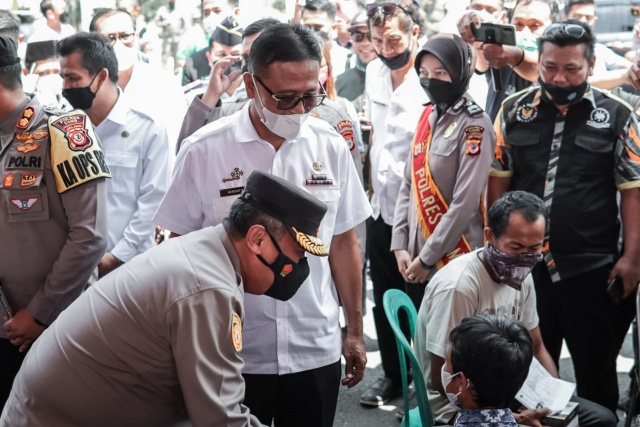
[516,104,538,123]
[222,167,244,183]
[10,197,39,210]
[586,108,610,129]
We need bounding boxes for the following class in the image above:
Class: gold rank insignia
[443,122,457,138]
[16,106,35,129]
[15,131,41,154]
[3,173,14,188]
[32,129,48,140]
[312,161,323,171]
[232,312,243,352]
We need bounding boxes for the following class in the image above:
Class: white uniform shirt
[95,91,169,262]
[414,248,538,423]
[364,58,429,225]
[593,43,631,74]
[27,20,75,43]
[124,61,188,168]
[154,104,372,374]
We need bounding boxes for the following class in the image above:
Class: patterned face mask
[483,243,542,290]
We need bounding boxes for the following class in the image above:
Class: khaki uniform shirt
[0,96,107,330]
[391,96,496,267]
[1,225,264,427]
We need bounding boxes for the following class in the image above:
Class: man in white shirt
[154,23,371,427]
[27,0,75,44]
[89,9,186,165]
[360,0,429,407]
[58,32,169,277]
[415,191,617,427]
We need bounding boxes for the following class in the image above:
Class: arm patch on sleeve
[48,110,111,193]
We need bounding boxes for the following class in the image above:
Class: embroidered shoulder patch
[48,110,111,193]
[232,312,243,352]
[464,126,484,156]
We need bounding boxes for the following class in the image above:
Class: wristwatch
[113,255,126,268]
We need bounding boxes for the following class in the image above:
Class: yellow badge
[231,312,242,352]
[48,110,111,193]
[443,122,457,139]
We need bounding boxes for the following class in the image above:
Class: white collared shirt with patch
[153,103,372,374]
[95,90,170,262]
[364,58,429,225]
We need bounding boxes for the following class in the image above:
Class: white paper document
[515,358,576,414]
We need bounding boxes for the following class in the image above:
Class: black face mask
[420,78,458,107]
[538,77,588,106]
[258,233,310,301]
[378,44,412,71]
[62,73,99,110]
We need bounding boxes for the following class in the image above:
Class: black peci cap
[25,40,58,65]
[0,35,20,67]
[240,170,329,256]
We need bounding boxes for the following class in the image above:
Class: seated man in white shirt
[414,191,616,427]
[58,32,169,277]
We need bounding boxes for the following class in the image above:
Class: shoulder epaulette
[452,98,484,116]
[502,86,536,105]
[593,87,635,113]
[48,109,111,193]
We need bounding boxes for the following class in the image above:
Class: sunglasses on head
[543,23,585,38]
[365,2,411,18]
[351,31,371,42]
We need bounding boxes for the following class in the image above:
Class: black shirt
[491,86,640,278]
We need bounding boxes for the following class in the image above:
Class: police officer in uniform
[391,33,496,306]
[0,34,109,406]
[489,21,640,413]
[1,170,328,427]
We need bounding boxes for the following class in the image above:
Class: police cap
[240,170,329,256]
[211,16,242,47]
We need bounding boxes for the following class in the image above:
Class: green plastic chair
[383,289,435,427]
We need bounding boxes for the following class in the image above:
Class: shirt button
[117,158,124,165]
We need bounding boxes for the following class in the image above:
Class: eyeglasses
[365,2,411,18]
[252,75,327,111]
[105,33,135,46]
[351,31,371,42]
[543,23,585,39]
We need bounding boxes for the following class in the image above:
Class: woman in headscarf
[391,33,497,305]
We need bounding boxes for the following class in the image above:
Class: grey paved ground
[334,278,635,427]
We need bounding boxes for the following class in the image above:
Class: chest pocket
[105,152,139,193]
[429,137,458,157]
[1,139,50,223]
[572,130,615,177]
[306,186,340,244]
